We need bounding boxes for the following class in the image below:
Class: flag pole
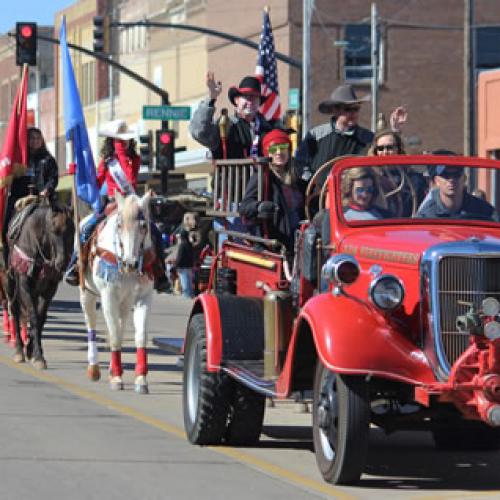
[17,64,28,115]
[69,131,84,290]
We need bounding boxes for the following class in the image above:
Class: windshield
[338,163,499,224]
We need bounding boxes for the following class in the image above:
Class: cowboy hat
[99,119,136,140]
[318,84,370,114]
[228,76,267,106]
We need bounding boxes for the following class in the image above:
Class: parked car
[181,155,500,485]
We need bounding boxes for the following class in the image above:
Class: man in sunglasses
[416,165,495,220]
[294,84,373,186]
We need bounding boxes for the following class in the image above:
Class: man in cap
[189,72,274,159]
[294,84,374,184]
[416,164,495,220]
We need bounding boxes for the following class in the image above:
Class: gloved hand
[257,201,278,219]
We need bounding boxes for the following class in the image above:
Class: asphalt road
[0,284,499,500]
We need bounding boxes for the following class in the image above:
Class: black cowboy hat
[318,84,370,114]
[228,76,267,106]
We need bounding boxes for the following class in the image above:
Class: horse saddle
[7,201,39,244]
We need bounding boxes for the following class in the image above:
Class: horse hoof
[109,377,123,391]
[32,358,47,370]
[87,364,101,381]
[13,352,25,363]
[134,383,149,395]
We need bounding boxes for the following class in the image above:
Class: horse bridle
[114,210,148,275]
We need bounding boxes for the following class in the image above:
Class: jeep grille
[438,256,500,365]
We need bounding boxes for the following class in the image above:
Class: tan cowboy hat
[318,84,370,114]
[99,119,136,140]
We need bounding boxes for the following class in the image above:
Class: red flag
[0,66,28,239]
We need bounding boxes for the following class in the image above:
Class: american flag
[255,10,281,121]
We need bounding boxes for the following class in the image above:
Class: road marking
[0,354,356,500]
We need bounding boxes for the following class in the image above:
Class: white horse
[79,192,155,393]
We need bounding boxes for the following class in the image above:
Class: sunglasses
[438,170,463,180]
[375,144,396,153]
[355,186,375,195]
[341,105,360,113]
[268,143,290,154]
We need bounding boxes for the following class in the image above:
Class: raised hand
[390,106,408,132]
[206,71,222,100]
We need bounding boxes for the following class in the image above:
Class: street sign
[288,88,300,110]
[142,105,191,121]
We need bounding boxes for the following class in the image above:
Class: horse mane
[121,195,141,230]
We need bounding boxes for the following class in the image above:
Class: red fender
[190,294,222,373]
[281,293,436,392]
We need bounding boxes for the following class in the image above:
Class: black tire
[312,362,370,485]
[433,422,500,451]
[225,383,265,446]
[183,313,230,445]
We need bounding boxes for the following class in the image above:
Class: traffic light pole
[14,33,170,102]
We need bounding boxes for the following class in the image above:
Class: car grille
[438,256,500,365]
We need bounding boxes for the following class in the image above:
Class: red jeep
[182,155,500,485]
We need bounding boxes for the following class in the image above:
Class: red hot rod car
[182,154,500,485]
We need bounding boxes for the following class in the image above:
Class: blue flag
[60,18,101,212]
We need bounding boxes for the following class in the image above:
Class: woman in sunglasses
[239,129,304,252]
[341,167,389,221]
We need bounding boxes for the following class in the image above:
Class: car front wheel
[312,362,370,485]
[183,313,230,445]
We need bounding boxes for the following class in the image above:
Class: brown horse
[7,201,74,368]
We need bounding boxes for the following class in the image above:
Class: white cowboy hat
[99,119,136,140]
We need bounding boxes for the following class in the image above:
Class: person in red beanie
[239,129,304,253]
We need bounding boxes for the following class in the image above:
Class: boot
[154,273,171,293]
[64,252,79,286]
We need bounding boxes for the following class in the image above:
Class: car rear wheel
[183,313,230,445]
[433,422,500,450]
[313,362,370,485]
[225,383,265,446]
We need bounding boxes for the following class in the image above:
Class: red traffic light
[20,25,33,38]
[159,132,173,145]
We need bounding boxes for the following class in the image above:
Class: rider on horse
[65,120,169,292]
[2,127,59,266]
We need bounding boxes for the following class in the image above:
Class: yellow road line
[0,354,356,500]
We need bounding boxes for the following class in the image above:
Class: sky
[0,0,74,35]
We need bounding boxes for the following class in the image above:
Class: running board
[222,361,278,397]
[152,337,184,355]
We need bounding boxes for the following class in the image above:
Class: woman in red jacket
[66,120,169,291]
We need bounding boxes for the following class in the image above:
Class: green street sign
[142,105,191,121]
[288,88,300,110]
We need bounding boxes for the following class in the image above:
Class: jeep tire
[225,383,265,446]
[183,313,230,445]
[313,362,370,485]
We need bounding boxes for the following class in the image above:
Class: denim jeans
[177,268,193,298]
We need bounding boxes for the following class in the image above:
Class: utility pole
[371,2,379,132]
[302,0,312,138]
[464,0,471,156]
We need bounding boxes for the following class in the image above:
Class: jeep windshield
[334,156,500,225]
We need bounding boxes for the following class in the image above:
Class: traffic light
[139,131,153,170]
[156,130,175,172]
[16,22,37,66]
[93,16,105,53]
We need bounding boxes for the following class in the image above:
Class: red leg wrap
[110,350,123,376]
[135,347,148,375]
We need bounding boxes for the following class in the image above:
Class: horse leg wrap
[3,310,9,336]
[87,330,99,365]
[135,347,148,376]
[110,350,123,377]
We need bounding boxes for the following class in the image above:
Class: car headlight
[321,254,360,286]
[369,275,404,311]
[484,321,500,341]
[482,297,500,317]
